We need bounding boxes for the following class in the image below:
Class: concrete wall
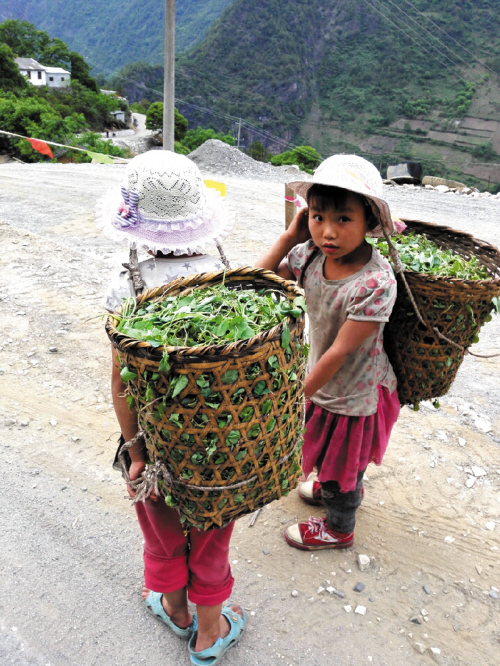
[21,69,46,86]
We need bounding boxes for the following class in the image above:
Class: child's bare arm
[111,346,154,498]
[304,320,380,399]
[255,207,311,279]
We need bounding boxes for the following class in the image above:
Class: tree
[270,145,321,174]
[180,127,234,153]
[247,140,270,162]
[0,19,70,68]
[70,52,99,92]
[0,44,28,92]
[146,102,189,141]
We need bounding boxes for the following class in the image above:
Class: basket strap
[215,240,231,269]
[126,434,303,503]
[381,228,500,359]
[122,248,145,296]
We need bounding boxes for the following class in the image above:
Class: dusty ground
[0,163,499,666]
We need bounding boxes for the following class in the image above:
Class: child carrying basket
[98,151,247,665]
[256,155,401,550]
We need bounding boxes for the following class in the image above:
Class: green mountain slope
[172,0,500,185]
[0,0,233,71]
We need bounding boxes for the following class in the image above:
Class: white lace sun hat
[96,150,235,255]
[287,154,394,236]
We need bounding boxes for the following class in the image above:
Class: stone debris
[466,477,476,488]
[472,466,487,477]
[189,139,309,183]
[262,546,270,555]
[444,536,455,544]
[458,437,466,447]
[423,585,431,595]
[5,418,16,426]
[410,616,422,624]
[344,605,352,613]
[413,642,426,654]
[49,347,58,353]
[357,554,371,572]
[317,586,326,595]
[353,582,365,592]
[484,522,496,531]
[354,606,366,615]
[49,419,57,427]
[291,590,298,598]
[489,589,498,599]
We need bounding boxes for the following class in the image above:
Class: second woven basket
[106,268,306,530]
[383,219,500,406]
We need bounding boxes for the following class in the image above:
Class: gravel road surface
[1,162,499,666]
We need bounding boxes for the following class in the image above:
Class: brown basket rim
[398,218,500,288]
[106,267,305,360]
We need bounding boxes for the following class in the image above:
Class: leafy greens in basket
[115,284,307,351]
[369,232,489,280]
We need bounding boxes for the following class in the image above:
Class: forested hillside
[0,0,233,72]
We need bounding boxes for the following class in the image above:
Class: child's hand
[127,460,158,501]
[286,207,311,246]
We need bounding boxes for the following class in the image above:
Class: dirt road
[0,163,499,666]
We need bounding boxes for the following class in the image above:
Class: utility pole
[163,0,175,151]
[237,118,242,150]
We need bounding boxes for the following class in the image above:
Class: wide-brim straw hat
[96,151,235,255]
[287,154,394,236]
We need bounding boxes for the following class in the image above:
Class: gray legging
[321,469,365,534]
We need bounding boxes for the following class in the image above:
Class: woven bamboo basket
[383,219,500,407]
[106,267,306,530]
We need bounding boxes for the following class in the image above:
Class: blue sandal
[188,606,247,665]
[144,591,197,640]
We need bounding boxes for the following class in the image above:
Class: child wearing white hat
[256,154,401,550]
[98,151,246,664]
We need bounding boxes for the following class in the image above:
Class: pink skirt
[302,386,400,493]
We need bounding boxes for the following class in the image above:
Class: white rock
[5,418,16,426]
[472,466,487,477]
[49,419,57,427]
[358,554,371,572]
[326,586,336,595]
[414,642,426,654]
[421,609,429,616]
[485,522,496,531]
[344,605,352,613]
[473,417,492,433]
[435,185,450,193]
[429,647,441,656]
[466,477,476,488]
[317,586,326,595]
[355,605,366,615]
[458,437,466,447]
[291,590,298,598]
[444,536,455,544]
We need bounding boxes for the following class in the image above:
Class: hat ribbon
[114,188,139,228]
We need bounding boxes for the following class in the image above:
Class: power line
[90,60,297,150]
[380,0,480,79]
[400,0,500,79]
[362,0,469,85]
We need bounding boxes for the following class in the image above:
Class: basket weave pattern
[106,268,306,529]
[384,220,500,406]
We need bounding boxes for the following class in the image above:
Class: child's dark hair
[306,184,379,231]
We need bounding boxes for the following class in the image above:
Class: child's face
[308,193,370,263]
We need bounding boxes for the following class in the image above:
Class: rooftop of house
[45,66,70,75]
[15,57,45,71]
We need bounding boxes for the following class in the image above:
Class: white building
[45,66,70,88]
[15,58,70,88]
[16,58,47,86]
[110,110,126,123]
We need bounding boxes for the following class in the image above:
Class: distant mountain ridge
[0,0,233,72]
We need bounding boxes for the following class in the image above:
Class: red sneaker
[298,479,323,506]
[284,516,354,551]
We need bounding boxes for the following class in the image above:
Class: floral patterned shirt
[286,240,398,417]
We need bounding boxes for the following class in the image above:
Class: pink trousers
[135,499,235,606]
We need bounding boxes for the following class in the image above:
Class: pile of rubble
[385,180,500,200]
